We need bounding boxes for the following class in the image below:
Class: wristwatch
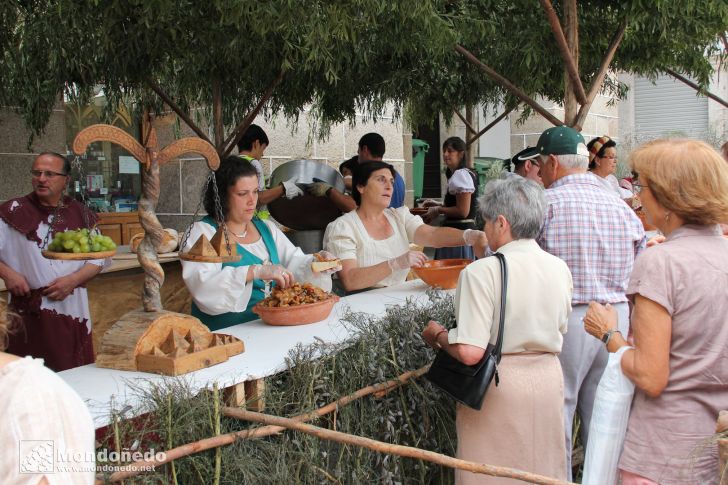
[601,329,622,346]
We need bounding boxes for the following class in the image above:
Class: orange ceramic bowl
[252,296,339,326]
[413,259,472,289]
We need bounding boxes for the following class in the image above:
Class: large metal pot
[284,229,325,254]
[268,159,345,231]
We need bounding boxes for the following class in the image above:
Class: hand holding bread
[311,251,342,274]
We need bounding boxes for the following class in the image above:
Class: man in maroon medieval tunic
[0,152,109,371]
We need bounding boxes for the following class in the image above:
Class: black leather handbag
[425,252,507,410]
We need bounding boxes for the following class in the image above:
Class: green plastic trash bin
[473,160,490,197]
[411,139,429,200]
[473,157,506,196]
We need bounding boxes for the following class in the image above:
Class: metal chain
[179,171,212,253]
[210,171,233,257]
[179,170,233,258]
[40,198,65,250]
[70,154,96,245]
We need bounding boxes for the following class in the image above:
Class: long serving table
[59,280,436,428]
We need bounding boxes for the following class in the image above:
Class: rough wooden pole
[221,71,285,158]
[562,0,579,125]
[236,410,576,485]
[136,115,165,312]
[539,0,587,105]
[99,366,429,483]
[665,68,728,109]
[453,109,476,135]
[455,44,563,127]
[212,79,224,152]
[573,20,627,131]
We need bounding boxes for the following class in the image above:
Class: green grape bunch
[47,228,117,253]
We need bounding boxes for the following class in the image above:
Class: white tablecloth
[59,280,436,427]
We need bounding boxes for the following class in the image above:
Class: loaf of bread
[311,252,341,272]
[130,228,179,253]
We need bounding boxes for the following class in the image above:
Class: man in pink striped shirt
[535,126,645,479]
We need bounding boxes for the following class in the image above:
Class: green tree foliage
[1,0,726,136]
[413,0,728,127]
[1,0,455,141]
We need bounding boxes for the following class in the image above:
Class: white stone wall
[252,108,406,189]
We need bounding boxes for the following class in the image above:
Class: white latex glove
[421,199,440,208]
[251,264,295,288]
[281,177,304,199]
[312,250,342,275]
[425,206,440,220]
[309,182,333,198]
[462,229,486,246]
[387,250,427,272]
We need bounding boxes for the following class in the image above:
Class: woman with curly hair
[587,135,632,200]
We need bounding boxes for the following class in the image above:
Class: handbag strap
[492,252,508,363]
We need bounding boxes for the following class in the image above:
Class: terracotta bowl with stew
[253,296,339,326]
[413,259,472,290]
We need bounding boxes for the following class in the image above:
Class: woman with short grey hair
[478,177,546,239]
[423,176,574,483]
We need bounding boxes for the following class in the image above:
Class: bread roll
[130,228,179,253]
[130,232,144,253]
[311,260,341,272]
[311,252,340,272]
[161,228,179,253]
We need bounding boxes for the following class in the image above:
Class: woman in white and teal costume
[181,157,339,331]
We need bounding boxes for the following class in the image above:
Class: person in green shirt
[236,124,302,211]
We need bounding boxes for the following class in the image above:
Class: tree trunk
[455,45,562,127]
[665,69,728,108]
[221,71,284,158]
[563,0,579,126]
[465,105,477,168]
[212,79,224,153]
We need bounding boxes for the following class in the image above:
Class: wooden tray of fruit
[43,249,117,260]
[43,229,117,260]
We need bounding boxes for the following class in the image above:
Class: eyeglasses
[632,183,648,194]
[31,169,68,179]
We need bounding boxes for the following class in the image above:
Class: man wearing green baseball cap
[534,124,646,479]
[536,125,590,187]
